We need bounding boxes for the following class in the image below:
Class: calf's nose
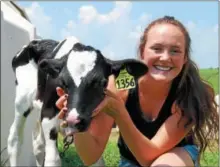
[65,109,80,125]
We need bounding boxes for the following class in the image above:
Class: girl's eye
[152,47,162,52]
[154,47,161,50]
[170,49,181,55]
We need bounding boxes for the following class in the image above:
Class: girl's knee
[150,147,194,167]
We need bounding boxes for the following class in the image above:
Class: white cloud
[24,2,53,38]
[78,1,132,25]
[97,1,132,24]
[78,5,97,24]
[61,2,148,61]
[60,1,136,61]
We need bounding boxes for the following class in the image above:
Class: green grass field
[199,68,219,95]
[58,132,219,167]
[57,68,219,167]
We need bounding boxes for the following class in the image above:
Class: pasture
[199,68,219,95]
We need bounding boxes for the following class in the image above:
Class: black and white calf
[8,36,148,166]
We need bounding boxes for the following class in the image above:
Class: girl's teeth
[155,66,171,71]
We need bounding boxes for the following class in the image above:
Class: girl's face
[141,24,187,83]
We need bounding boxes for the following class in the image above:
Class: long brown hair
[138,16,219,163]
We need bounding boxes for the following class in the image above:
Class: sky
[17,1,219,69]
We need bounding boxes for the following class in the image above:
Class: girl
[56,16,218,166]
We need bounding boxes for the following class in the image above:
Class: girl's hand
[93,75,126,119]
[56,87,68,120]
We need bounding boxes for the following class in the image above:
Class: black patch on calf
[40,77,62,120]
[50,39,66,58]
[30,39,59,63]
[12,49,30,70]
[12,39,59,72]
[49,127,58,140]
[23,108,31,117]
[72,42,96,52]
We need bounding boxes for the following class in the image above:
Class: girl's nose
[160,51,170,61]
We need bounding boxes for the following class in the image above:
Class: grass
[58,131,219,167]
[57,68,219,166]
[199,68,219,95]
[58,131,121,167]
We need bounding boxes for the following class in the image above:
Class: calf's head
[39,42,148,134]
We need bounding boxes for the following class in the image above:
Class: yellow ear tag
[115,68,136,90]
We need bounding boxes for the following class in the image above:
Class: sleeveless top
[117,79,194,166]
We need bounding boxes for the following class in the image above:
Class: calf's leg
[32,120,46,167]
[41,117,61,166]
[7,91,33,166]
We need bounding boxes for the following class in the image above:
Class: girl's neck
[138,76,172,100]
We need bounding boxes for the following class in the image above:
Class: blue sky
[17,1,218,68]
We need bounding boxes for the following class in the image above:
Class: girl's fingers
[91,109,101,117]
[56,95,68,109]
[107,75,117,90]
[56,87,65,97]
[64,100,67,107]
[104,89,118,99]
[92,96,109,117]
[58,107,68,119]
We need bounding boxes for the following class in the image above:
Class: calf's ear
[39,56,67,78]
[105,58,148,79]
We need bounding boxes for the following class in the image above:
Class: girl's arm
[73,112,114,165]
[114,104,193,166]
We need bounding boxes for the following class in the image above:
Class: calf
[8,36,148,166]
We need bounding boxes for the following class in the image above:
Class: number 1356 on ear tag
[115,68,136,90]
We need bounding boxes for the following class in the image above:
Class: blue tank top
[117,79,194,166]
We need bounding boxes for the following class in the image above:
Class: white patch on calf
[66,108,80,124]
[15,60,38,111]
[33,100,43,112]
[16,59,38,88]
[7,113,27,166]
[54,36,79,59]
[41,117,61,166]
[32,121,45,167]
[67,50,97,87]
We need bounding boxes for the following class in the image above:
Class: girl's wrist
[113,106,127,121]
